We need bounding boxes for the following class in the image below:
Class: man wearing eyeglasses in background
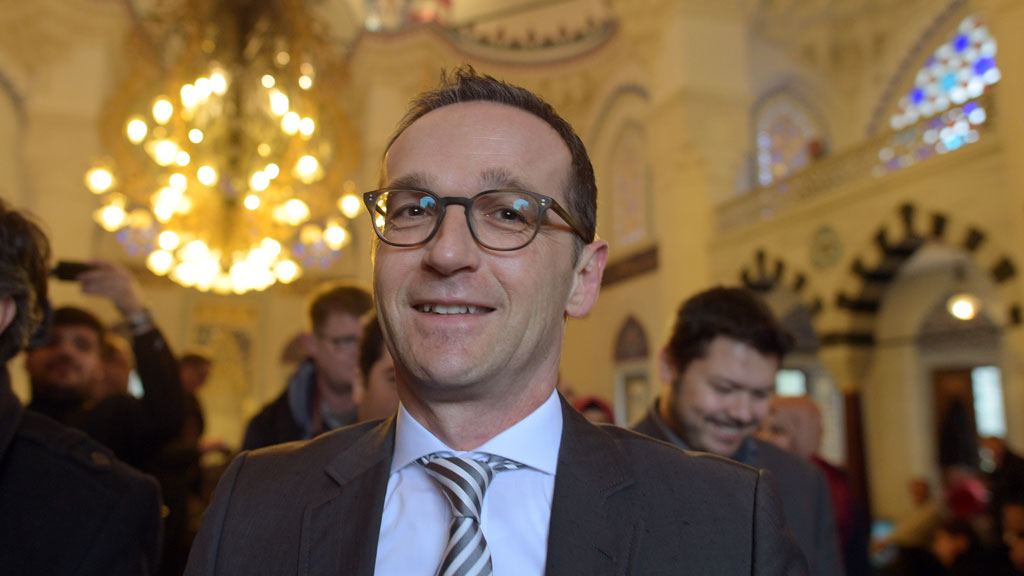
[186,67,807,575]
[242,281,373,450]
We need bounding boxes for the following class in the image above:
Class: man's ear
[566,240,608,318]
[0,297,16,335]
[301,332,318,357]
[657,346,679,385]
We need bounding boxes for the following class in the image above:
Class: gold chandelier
[85,0,361,294]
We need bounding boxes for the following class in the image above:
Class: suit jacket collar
[301,397,639,575]
[303,416,395,576]
[546,395,638,574]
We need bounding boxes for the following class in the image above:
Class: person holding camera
[26,260,184,469]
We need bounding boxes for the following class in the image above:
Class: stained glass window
[889,15,999,131]
[876,15,998,176]
[755,96,825,187]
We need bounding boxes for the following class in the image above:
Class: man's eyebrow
[480,168,532,192]
[384,173,430,189]
[384,169,535,193]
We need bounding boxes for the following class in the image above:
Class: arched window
[876,14,998,176]
[754,94,825,187]
[890,14,999,131]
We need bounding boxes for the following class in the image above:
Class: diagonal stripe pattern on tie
[419,454,525,576]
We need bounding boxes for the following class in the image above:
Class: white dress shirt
[373,390,563,576]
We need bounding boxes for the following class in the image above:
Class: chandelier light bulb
[174,261,199,287]
[158,230,181,251]
[338,194,361,218]
[189,129,204,143]
[181,239,211,262]
[298,75,313,90]
[274,259,299,283]
[257,143,271,157]
[197,165,218,186]
[126,118,148,143]
[147,250,174,275]
[175,151,191,166]
[243,194,261,210]
[154,204,174,223]
[296,155,319,179]
[282,112,301,134]
[153,98,174,125]
[261,74,276,88]
[169,173,187,190]
[264,163,280,179]
[260,237,282,257]
[284,198,311,224]
[276,51,290,66]
[96,204,127,232]
[180,84,199,109]
[195,77,212,99]
[210,71,228,95]
[299,117,315,136]
[300,223,322,245]
[250,171,270,191]
[85,167,114,194]
[269,90,289,116]
[154,140,179,166]
[324,224,347,250]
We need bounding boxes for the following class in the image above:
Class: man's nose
[422,206,480,275]
[726,393,754,424]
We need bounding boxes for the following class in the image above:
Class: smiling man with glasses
[186,66,807,576]
[242,280,373,450]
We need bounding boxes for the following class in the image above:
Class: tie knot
[418,453,524,519]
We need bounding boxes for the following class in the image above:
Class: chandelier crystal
[86,0,361,294]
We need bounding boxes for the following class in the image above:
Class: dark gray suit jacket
[634,411,843,575]
[186,397,808,575]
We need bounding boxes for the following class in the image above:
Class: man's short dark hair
[307,281,373,334]
[0,200,51,362]
[384,65,597,256]
[358,312,386,381]
[51,306,106,344]
[665,286,793,374]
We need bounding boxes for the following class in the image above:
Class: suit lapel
[300,417,396,576]
[546,397,638,575]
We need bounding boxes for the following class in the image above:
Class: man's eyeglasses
[317,333,358,350]
[363,187,589,251]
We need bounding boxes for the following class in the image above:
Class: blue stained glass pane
[925,56,936,67]
[946,135,964,151]
[911,88,926,104]
[953,34,970,52]
[974,57,995,75]
[964,101,979,114]
[293,243,306,256]
[941,73,957,91]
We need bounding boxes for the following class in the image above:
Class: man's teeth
[419,304,486,314]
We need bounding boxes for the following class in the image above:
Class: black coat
[0,368,163,575]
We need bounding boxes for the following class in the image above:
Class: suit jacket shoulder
[0,402,162,576]
[186,419,394,576]
[751,439,844,575]
[548,404,808,575]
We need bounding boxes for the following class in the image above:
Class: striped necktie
[418,454,524,576]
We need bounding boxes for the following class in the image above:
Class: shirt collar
[391,388,563,476]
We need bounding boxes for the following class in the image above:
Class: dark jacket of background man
[0,199,162,575]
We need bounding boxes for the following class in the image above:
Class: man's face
[1004,504,1024,572]
[664,335,778,458]
[180,362,211,393]
[308,312,362,395]
[25,324,102,393]
[375,101,602,408]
